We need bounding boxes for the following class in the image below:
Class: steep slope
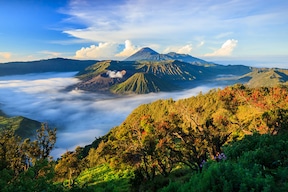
[135,60,208,80]
[0,111,41,138]
[110,72,178,94]
[74,58,253,94]
[73,60,136,92]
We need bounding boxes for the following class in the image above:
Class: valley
[0,48,288,191]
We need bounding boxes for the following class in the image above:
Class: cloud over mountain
[115,40,140,57]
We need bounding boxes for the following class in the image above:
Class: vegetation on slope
[77,84,288,191]
[1,85,288,191]
[74,59,253,94]
[110,72,178,94]
[135,60,207,80]
[0,111,41,138]
[244,68,288,87]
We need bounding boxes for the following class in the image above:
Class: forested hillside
[1,85,288,191]
[0,110,41,138]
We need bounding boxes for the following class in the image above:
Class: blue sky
[0,0,287,67]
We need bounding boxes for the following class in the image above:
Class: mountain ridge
[125,47,215,65]
[0,58,97,76]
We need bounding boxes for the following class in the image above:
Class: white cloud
[74,40,141,60]
[61,0,228,45]
[205,39,238,57]
[0,52,11,59]
[106,70,126,78]
[177,44,193,54]
[74,42,118,59]
[115,40,140,57]
[163,44,193,54]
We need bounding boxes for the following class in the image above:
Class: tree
[55,147,86,188]
[262,109,288,134]
[0,129,25,175]
[0,123,59,191]
[22,123,56,165]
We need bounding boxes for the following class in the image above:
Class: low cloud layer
[0,72,225,158]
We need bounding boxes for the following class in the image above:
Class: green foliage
[74,163,134,192]
[2,85,288,191]
[83,85,288,191]
[0,124,59,191]
[160,133,288,192]
[55,147,87,187]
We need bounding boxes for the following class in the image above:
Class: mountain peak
[124,47,159,61]
[124,47,212,65]
[137,47,159,55]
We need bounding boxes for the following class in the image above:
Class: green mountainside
[1,85,288,191]
[74,55,252,94]
[75,85,288,191]
[0,110,41,138]
[110,72,178,94]
[135,60,207,80]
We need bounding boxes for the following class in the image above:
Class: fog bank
[0,72,223,157]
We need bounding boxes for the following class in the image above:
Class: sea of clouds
[0,72,225,158]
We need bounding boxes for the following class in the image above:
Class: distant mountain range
[0,48,288,94]
[0,58,96,76]
[73,48,253,93]
[125,47,214,65]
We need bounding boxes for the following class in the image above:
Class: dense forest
[1,84,288,191]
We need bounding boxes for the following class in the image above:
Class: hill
[1,85,288,191]
[110,72,179,94]
[0,110,41,138]
[0,58,96,76]
[242,68,288,87]
[75,84,288,191]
